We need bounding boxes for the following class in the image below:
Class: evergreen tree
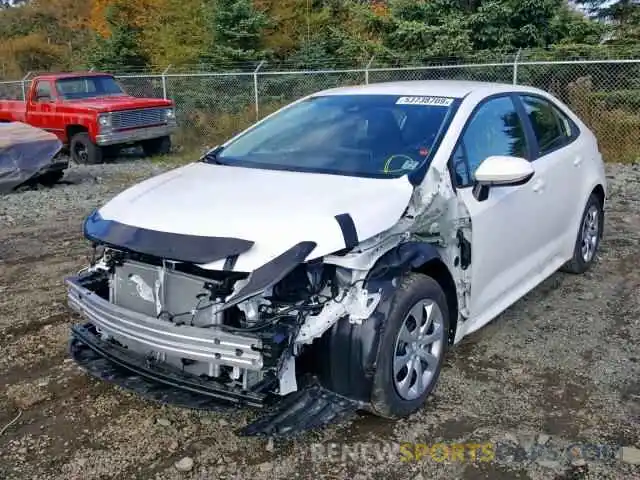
[202,0,269,67]
[88,3,149,72]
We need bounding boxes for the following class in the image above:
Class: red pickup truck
[0,72,178,164]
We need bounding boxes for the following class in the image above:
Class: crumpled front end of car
[65,219,392,435]
[65,155,470,436]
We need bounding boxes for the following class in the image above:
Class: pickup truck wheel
[141,136,171,156]
[71,133,103,165]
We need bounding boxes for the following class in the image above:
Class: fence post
[365,56,375,85]
[512,49,522,85]
[21,71,32,101]
[162,65,172,100]
[254,60,265,121]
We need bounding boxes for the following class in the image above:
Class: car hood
[95,162,414,271]
[63,95,172,112]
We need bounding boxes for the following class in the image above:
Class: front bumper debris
[66,276,263,371]
[238,382,364,438]
[70,323,272,408]
[70,323,364,437]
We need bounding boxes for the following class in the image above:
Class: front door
[451,95,552,327]
[27,80,61,139]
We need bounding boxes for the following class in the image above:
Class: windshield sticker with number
[396,96,454,107]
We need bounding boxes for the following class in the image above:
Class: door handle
[573,156,583,167]
[532,179,545,193]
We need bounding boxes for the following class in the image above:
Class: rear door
[516,94,583,262]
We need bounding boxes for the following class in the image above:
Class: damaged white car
[66,81,607,436]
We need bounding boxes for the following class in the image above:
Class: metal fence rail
[1,57,639,162]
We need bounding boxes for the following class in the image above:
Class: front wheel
[70,132,103,165]
[369,274,449,418]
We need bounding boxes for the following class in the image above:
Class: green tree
[577,0,640,44]
[87,3,149,71]
[202,0,269,66]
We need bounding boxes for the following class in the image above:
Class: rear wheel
[560,193,604,274]
[70,132,103,165]
[141,136,171,156]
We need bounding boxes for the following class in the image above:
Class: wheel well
[66,125,88,143]
[591,184,605,206]
[413,259,458,344]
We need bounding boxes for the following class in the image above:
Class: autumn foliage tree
[0,0,636,77]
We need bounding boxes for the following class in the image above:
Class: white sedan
[66,80,606,433]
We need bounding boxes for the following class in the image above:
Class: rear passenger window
[521,95,573,156]
[452,95,528,187]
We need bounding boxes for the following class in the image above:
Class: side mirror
[472,155,534,201]
[36,95,53,103]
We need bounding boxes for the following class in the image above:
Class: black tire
[368,274,449,418]
[36,170,64,186]
[560,193,604,274]
[70,132,103,165]
[141,136,171,156]
[313,273,450,419]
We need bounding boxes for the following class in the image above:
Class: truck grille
[111,107,167,130]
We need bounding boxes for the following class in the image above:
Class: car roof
[34,72,114,81]
[314,80,543,99]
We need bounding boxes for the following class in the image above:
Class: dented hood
[94,162,413,271]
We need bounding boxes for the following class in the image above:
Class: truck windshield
[56,76,125,100]
[212,94,458,179]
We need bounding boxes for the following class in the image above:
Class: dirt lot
[0,160,639,480]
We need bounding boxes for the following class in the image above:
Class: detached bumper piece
[238,381,365,438]
[69,323,272,409]
[69,324,364,437]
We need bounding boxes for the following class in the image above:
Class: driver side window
[34,81,52,102]
[453,95,528,187]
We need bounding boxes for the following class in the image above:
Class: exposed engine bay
[67,239,388,400]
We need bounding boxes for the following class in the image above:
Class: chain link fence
[1,57,639,162]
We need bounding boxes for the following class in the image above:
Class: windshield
[213,94,458,178]
[56,76,125,100]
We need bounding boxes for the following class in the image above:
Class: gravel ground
[0,159,639,480]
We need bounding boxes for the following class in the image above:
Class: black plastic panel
[83,210,254,264]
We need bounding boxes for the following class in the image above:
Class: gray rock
[175,457,194,472]
[537,433,551,445]
[156,418,171,427]
[620,446,640,464]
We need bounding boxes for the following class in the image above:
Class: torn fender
[318,241,441,402]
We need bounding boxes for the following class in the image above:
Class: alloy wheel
[393,299,445,401]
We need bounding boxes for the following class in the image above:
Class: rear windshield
[213,94,458,178]
[56,76,124,100]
